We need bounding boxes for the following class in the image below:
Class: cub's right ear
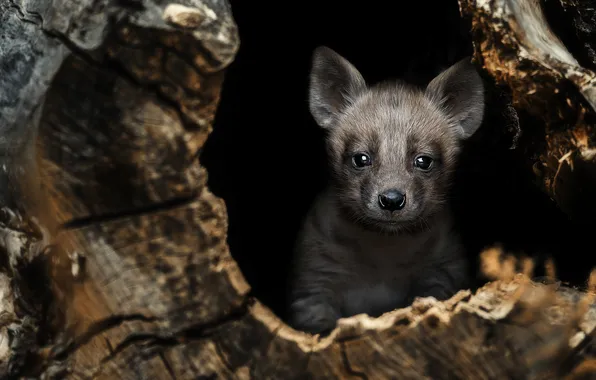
[308,46,366,129]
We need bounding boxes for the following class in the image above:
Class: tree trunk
[0,0,596,379]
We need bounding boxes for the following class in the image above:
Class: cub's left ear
[425,58,485,139]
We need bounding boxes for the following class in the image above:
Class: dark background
[201,0,590,321]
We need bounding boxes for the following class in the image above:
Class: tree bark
[0,0,596,379]
[459,0,596,225]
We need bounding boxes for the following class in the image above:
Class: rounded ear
[308,46,367,129]
[425,58,485,139]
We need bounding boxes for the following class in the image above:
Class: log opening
[200,0,589,322]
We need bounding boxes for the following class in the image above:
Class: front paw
[289,297,340,335]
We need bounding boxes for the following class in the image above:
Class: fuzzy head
[308,46,485,234]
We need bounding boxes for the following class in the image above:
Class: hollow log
[0,0,596,379]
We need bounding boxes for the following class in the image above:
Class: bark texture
[459,0,596,224]
[0,0,595,379]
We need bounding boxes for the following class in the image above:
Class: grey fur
[308,46,367,129]
[288,46,485,335]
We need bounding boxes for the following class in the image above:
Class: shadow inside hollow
[200,0,591,320]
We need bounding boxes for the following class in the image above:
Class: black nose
[378,189,406,211]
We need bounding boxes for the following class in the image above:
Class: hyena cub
[288,46,485,335]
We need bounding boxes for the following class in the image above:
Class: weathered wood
[34,0,247,378]
[0,0,596,378]
[459,0,596,225]
[0,208,51,377]
[0,0,70,211]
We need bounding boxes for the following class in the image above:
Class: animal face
[308,46,485,234]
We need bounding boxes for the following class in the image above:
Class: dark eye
[414,155,433,171]
[352,153,372,168]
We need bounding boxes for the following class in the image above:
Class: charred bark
[0,0,595,379]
